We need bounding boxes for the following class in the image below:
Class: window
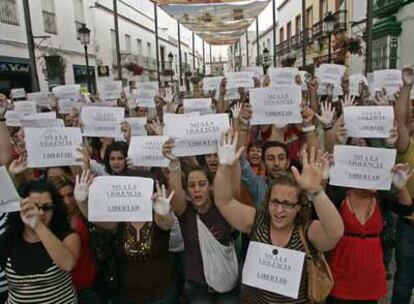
[147,42,151,57]
[372,37,389,70]
[306,7,313,29]
[0,0,19,25]
[74,0,84,39]
[42,0,57,34]
[295,15,301,35]
[319,0,327,21]
[137,39,142,56]
[279,27,284,42]
[287,22,292,40]
[125,34,131,54]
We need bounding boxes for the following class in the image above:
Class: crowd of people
[0,64,413,304]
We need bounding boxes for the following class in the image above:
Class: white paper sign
[344,106,394,138]
[28,92,50,107]
[225,72,254,89]
[330,145,396,190]
[250,86,302,125]
[11,88,26,99]
[136,81,159,91]
[241,66,263,78]
[136,89,157,108]
[128,136,169,167]
[21,118,65,128]
[317,64,346,85]
[13,101,37,116]
[269,67,299,86]
[52,84,81,100]
[58,99,77,114]
[98,80,122,101]
[373,69,402,97]
[23,112,56,120]
[164,113,230,156]
[183,98,212,115]
[124,117,147,136]
[0,166,21,213]
[81,106,124,138]
[25,127,82,168]
[349,74,368,96]
[242,241,305,299]
[203,76,223,91]
[5,111,23,127]
[88,176,154,222]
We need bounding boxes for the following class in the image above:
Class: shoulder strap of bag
[298,225,312,259]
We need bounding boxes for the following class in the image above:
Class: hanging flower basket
[280,55,297,67]
[44,55,66,79]
[123,62,144,76]
[347,37,363,55]
[333,35,364,56]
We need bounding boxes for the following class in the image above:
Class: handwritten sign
[136,81,159,91]
[11,88,26,99]
[317,64,346,86]
[124,117,147,136]
[5,111,23,127]
[344,106,394,138]
[28,92,50,107]
[13,101,37,116]
[250,86,302,125]
[330,145,396,190]
[97,80,122,101]
[136,89,157,108]
[0,166,21,213]
[241,66,263,78]
[164,113,230,156]
[373,69,402,97]
[269,67,298,86]
[183,98,212,115]
[242,241,305,299]
[88,176,154,222]
[81,106,124,138]
[58,99,78,114]
[128,136,169,167]
[203,76,223,91]
[225,72,254,89]
[25,127,82,168]
[21,118,64,128]
[52,84,81,100]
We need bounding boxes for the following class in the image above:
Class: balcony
[312,20,325,41]
[374,0,405,18]
[303,28,313,44]
[291,34,301,49]
[333,10,347,33]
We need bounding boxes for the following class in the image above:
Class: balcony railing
[333,10,347,33]
[304,28,313,44]
[312,20,325,41]
[374,0,404,17]
[291,34,301,49]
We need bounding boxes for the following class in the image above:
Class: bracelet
[323,124,333,131]
[302,125,316,133]
[307,187,324,201]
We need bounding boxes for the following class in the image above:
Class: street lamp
[78,24,92,93]
[168,52,174,83]
[324,12,335,63]
[263,47,270,75]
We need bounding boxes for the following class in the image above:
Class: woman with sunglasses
[214,132,344,303]
[0,181,80,304]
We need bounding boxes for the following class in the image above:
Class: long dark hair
[262,172,310,227]
[103,141,128,175]
[5,181,71,244]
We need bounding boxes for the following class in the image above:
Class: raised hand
[392,163,413,190]
[121,121,132,143]
[218,130,244,166]
[402,66,414,87]
[385,124,398,147]
[231,102,243,120]
[291,147,324,192]
[149,117,163,136]
[341,94,356,109]
[74,169,94,203]
[9,154,28,176]
[316,101,335,127]
[162,139,178,161]
[153,182,174,216]
[20,198,42,230]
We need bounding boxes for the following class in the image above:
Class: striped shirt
[5,260,77,304]
[0,213,7,294]
[240,209,309,304]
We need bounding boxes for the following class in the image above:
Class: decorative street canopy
[153,0,270,45]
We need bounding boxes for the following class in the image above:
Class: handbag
[298,227,334,303]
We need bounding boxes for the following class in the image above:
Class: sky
[123,0,277,61]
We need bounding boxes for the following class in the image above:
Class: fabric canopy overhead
[155,0,270,45]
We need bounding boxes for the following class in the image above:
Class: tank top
[241,209,309,303]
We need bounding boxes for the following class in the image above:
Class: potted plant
[39,47,67,83]
[123,62,144,76]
